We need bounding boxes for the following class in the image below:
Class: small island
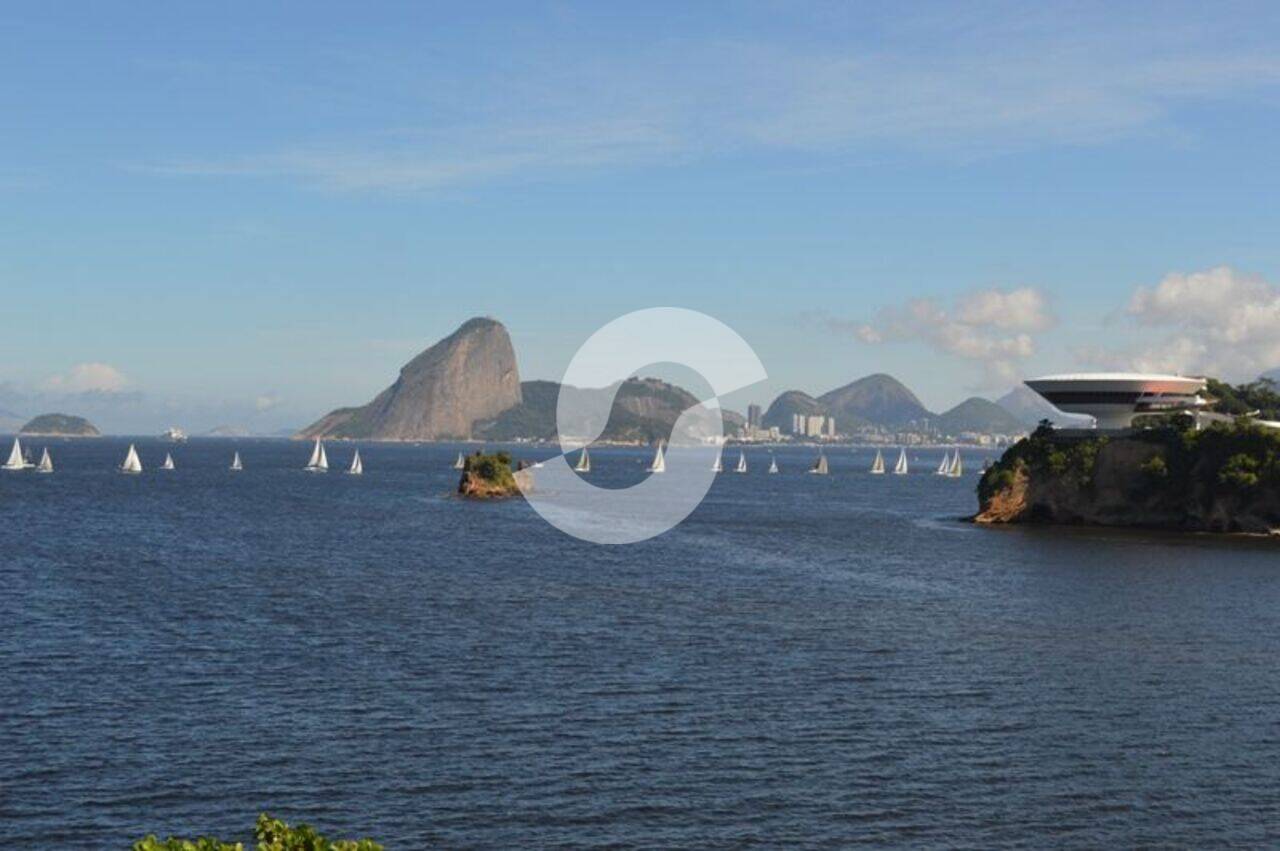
[976,419,1280,535]
[19,413,100,437]
[457,450,532,499]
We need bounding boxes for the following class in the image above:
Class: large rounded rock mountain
[297,317,522,441]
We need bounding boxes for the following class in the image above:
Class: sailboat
[304,439,328,473]
[452,451,465,470]
[712,449,723,473]
[36,448,53,474]
[735,451,748,474]
[768,455,778,474]
[2,437,25,471]
[946,450,963,478]
[809,452,829,475]
[936,452,950,476]
[348,449,364,476]
[893,448,909,475]
[230,451,243,471]
[649,441,666,473]
[574,447,591,473]
[162,453,175,471]
[120,444,143,474]
[870,449,885,475]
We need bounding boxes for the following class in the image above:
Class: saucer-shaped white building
[1025,373,1208,430]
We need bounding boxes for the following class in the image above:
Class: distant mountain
[206,425,251,438]
[817,373,928,428]
[298,317,521,441]
[935,397,1026,435]
[761,390,828,430]
[476,377,736,443]
[0,407,26,434]
[19,413,101,437]
[996,385,1091,428]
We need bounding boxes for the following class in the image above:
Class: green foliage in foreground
[462,449,516,487]
[979,418,1280,506]
[1206,377,1280,421]
[133,813,381,851]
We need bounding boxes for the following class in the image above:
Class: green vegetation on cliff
[457,450,524,498]
[134,813,381,851]
[977,420,1280,532]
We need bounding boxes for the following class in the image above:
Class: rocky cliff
[975,423,1280,534]
[297,317,521,441]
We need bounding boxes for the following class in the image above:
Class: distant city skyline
[5,1,1280,432]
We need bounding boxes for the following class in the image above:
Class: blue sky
[4,1,1280,432]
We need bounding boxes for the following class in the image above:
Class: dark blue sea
[4,437,1280,848]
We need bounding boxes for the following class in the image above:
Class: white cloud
[1115,266,1280,378]
[44,362,129,394]
[841,287,1053,387]
[255,392,281,412]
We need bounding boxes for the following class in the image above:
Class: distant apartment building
[747,403,762,430]
[825,417,836,438]
[805,414,825,437]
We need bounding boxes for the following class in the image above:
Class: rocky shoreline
[975,423,1280,535]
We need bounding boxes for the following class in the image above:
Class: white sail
[453,451,465,470]
[809,453,829,475]
[649,442,666,473]
[230,451,243,471]
[712,449,723,473]
[162,453,175,471]
[947,450,963,477]
[305,439,328,472]
[894,448,909,475]
[575,447,591,473]
[768,455,778,474]
[735,451,747,473]
[349,449,363,475]
[3,437,25,471]
[936,452,950,475]
[120,444,143,474]
[870,449,885,475]
[36,448,53,473]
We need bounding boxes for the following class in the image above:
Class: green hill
[817,373,929,427]
[935,397,1027,435]
[19,413,100,437]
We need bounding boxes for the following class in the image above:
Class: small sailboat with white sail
[946,450,963,478]
[230,451,243,471]
[36,448,53,474]
[348,449,364,476]
[893,448,909,475]
[2,437,25,471]
[869,449,885,475]
[452,451,465,470]
[768,455,778,474]
[120,444,143,475]
[735,451,748,474]
[936,452,950,476]
[649,441,666,474]
[574,446,591,473]
[712,449,723,473]
[162,452,175,471]
[304,439,328,473]
[809,452,829,475]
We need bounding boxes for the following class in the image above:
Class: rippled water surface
[4,438,1280,848]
